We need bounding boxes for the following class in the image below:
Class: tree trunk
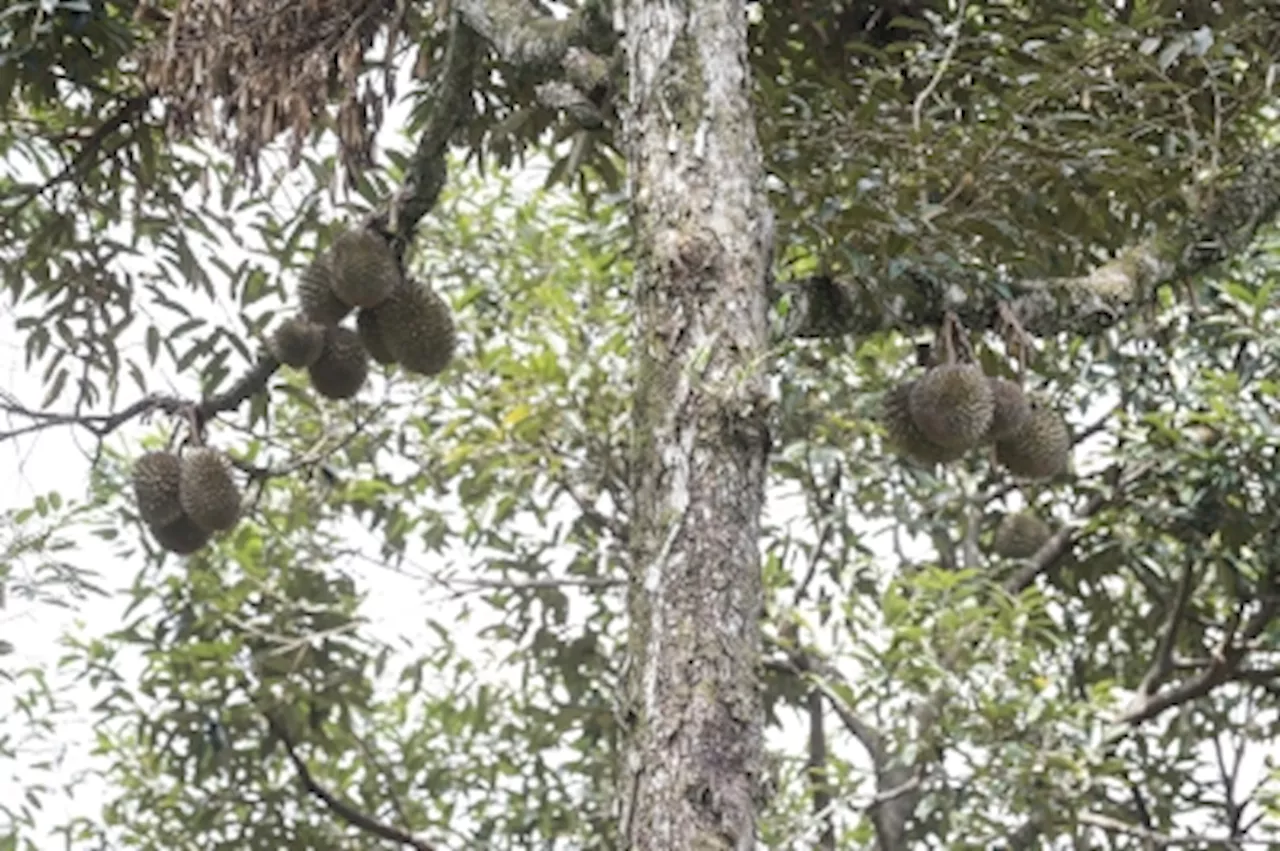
[618,1,772,849]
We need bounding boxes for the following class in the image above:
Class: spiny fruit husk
[908,363,995,450]
[307,325,370,399]
[270,315,325,368]
[132,451,184,528]
[150,513,212,555]
[297,257,351,326]
[178,448,241,533]
[330,228,400,308]
[881,381,967,466]
[985,377,1031,442]
[372,279,456,377]
[993,511,1052,558]
[356,307,397,365]
[995,403,1070,479]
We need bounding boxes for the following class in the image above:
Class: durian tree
[3,1,1280,850]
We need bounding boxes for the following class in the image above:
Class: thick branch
[779,146,1280,339]
[452,0,614,125]
[375,18,480,259]
[452,0,608,71]
[265,712,438,851]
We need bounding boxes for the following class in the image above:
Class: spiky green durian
[881,381,967,466]
[908,364,995,450]
[150,513,212,555]
[307,326,369,399]
[132,451,184,528]
[297,257,351,326]
[995,402,1071,479]
[270,315,325,368]
[985,377,1031,442]
[993,511,1052,558]
[330,228,400,308]
[178,448,241,533]
[356,307,397,365]
[370,279,455,377]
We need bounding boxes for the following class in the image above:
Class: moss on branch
[453,0,612,71]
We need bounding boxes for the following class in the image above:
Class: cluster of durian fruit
[881,363,1070,480]
[270,227,456,399]
[132,447,242,555]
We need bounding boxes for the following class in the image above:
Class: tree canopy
[1,1,1279,849]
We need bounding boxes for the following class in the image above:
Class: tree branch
[451,0,615,125]
[265,711,438,851]
[1003,460,1157,595]
[452,0,610,71]
[778,146,1280,339]
[376,17,481,260]
[1118,566,1278,726]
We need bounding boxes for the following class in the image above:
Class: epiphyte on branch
[179,448,242,533]
[270,315,325,368]
[993,511,1051,558]
[994,402,1070,479]
[880,381,968,465]
[984,377,1031,442]
[908,364,995,450]
[370,278,456,377]
[356,308,397,365]
[298,257,352,326]
[330,228,401,308]
[132,450,184,528]
[307,326,370,400]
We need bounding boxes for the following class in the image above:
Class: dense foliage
[1,1,1278,849]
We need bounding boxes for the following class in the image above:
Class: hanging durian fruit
[307,326,370,399]
[270,315,325,368]
[985,377,1031,442]
[880,381,967,465]
[993,511,1052,558]
[995,402,1070,479]
[298,257,352,326]
[178,448,241,533]
[330,228,400,308]
[368,278,456,377]
[132,451,184,528]
[356,308,397,365]
[150,513,213,555]
[908,363,994,451]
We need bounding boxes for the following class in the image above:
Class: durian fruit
[271,315,325,368]
[985,377,1031,442]
[993,511,1052,558]
[132,451,184,528]
[179,448,241,533]
[356,308,397,365]
[881,381,967,466]
[307,325,370,399]
[151,513,212,555]
[369,278,455,376]
[908,363,995,450]
[330,228,400,308]
[298,257,352,326]
[995,402,1071,479]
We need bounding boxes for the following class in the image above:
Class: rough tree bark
[618,1,773,849]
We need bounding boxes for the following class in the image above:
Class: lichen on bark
[619,1,772,849]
